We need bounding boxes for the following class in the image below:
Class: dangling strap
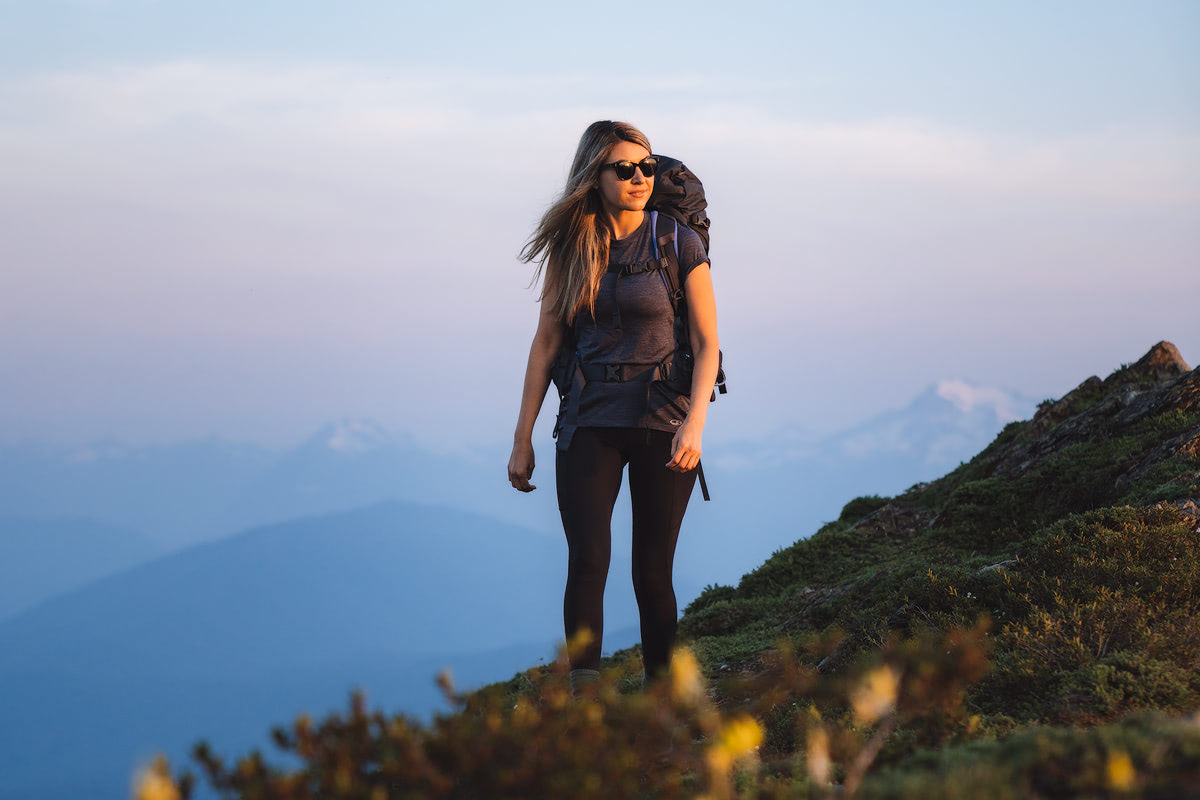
[697,461,710,501]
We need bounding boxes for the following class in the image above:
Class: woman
[507,120,720,695]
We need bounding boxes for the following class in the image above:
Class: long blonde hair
[521,120,652,325]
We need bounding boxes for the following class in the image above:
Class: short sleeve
[676,224,710,284]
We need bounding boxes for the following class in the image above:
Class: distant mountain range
[0,418,546,550]
[0,379,1039,622]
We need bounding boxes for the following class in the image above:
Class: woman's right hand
[508,439,537,492]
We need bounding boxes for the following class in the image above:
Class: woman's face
[595,140,653,215]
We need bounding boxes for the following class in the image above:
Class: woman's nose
[631,170,645,184]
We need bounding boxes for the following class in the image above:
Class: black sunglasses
[600,157,658,181]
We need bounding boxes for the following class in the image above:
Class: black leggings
[556,426,698,678]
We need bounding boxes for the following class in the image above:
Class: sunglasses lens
[613,161,636,180]
[640,158,658,178]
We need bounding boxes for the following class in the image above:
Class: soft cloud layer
[1,61,1197,448]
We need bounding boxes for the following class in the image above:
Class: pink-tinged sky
[1,2,1197,451]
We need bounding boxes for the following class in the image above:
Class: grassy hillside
[164,342,1200,800]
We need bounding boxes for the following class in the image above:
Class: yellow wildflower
[669,646,705,705]
[133,755,181,800]
[851,665,899,725]
[566,627,595,661]
[1106,750,1135,791]
[719,714,764,760]
[706,713,763,781]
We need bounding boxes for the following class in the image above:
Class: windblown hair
[521,120,652,325]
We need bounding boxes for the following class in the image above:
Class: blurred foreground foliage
[173,624,999,800]
[161,604,1200,799]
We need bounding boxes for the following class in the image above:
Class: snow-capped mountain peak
[313,417,397,454]
[934,378,1027,423]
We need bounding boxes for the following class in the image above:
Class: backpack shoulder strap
[655,216,685,314]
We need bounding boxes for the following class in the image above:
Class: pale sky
[1,1,1197,451]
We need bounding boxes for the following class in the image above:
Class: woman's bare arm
[508,299,565,491]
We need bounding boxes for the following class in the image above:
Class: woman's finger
[667,448,695,472]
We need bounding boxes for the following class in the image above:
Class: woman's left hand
[666,419,702,473]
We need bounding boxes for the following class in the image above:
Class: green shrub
[736,522,899,599]
[839,495,892,523]
[975,505,1200,723]
[1119,456,1200,506]
[858,711,1200,800]
[684,583,738,616]
[1065,652,1200,720]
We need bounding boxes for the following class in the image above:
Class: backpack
[550,155,727,500]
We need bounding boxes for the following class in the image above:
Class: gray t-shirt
[572,212,709,433]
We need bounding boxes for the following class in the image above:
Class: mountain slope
[685,342,1197,680]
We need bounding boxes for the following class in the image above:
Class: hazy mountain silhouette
[0,515,166,621]
[0,435,277,546]
[0,381,1033,620]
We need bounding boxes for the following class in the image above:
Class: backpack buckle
[604,364,621,382]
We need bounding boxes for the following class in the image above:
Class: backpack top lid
[648,155,710,253]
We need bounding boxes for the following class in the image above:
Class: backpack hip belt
[579,359,675,384]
